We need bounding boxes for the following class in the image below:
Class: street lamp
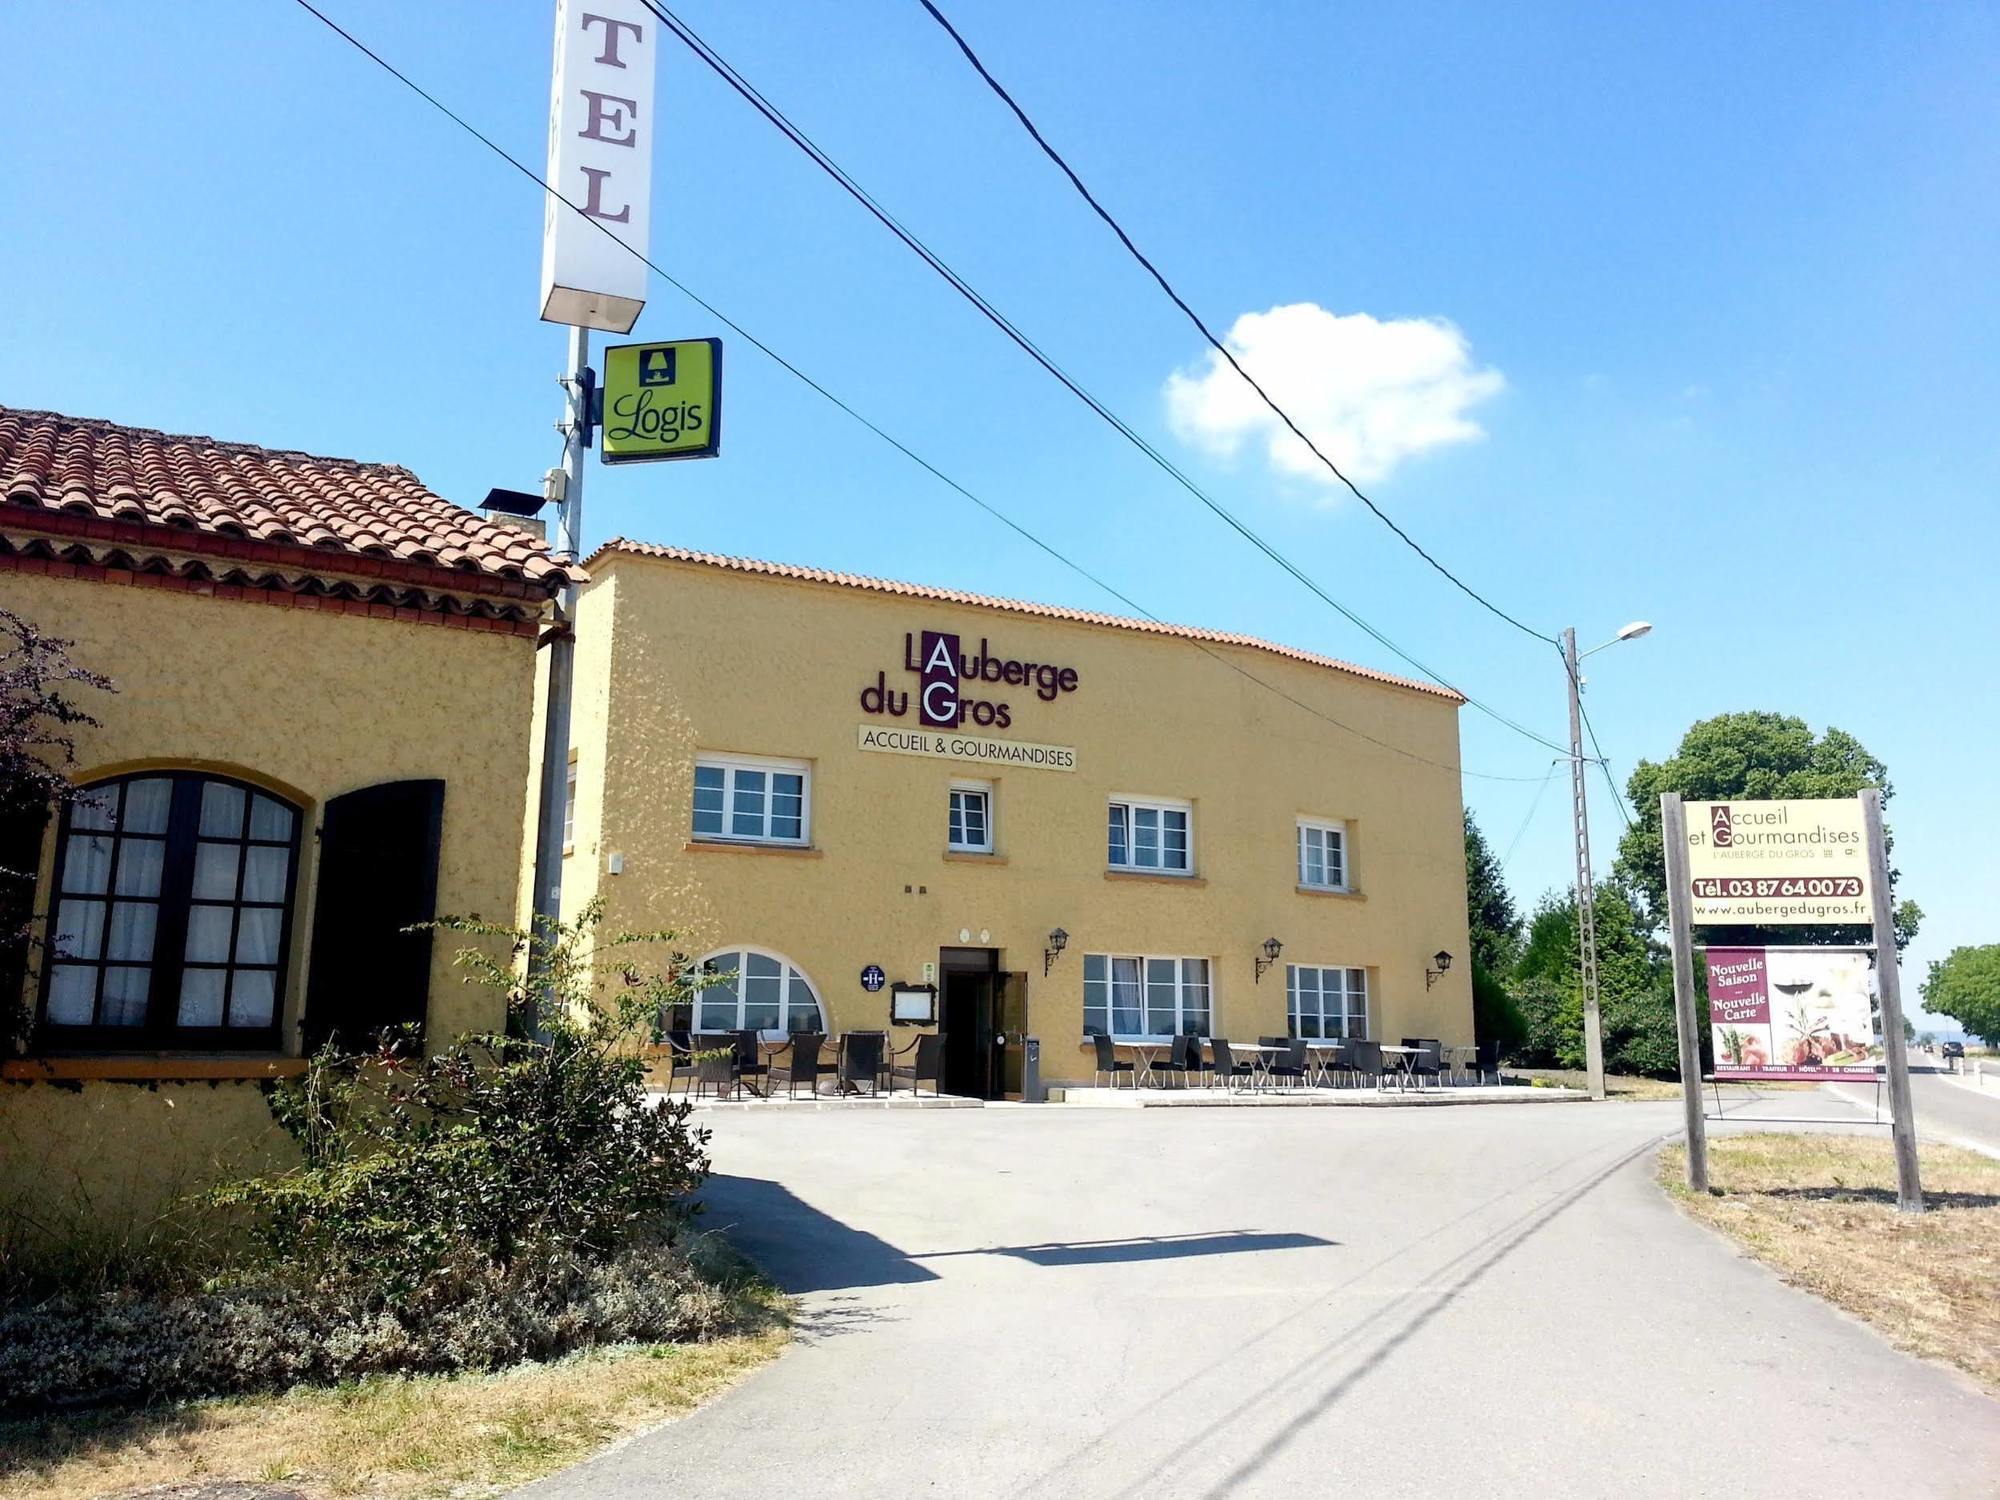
[1043,927,1069,978]
[1562,620,1653,1102]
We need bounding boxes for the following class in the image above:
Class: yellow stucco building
[0,405,570,1237]
[557,540,1474,1095]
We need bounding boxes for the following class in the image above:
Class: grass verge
[1662,1133,2000,1395]
[0,1256,788,1500]
[1511,1069,1816,1101]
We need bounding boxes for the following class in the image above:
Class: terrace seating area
[1083,1034,1510,1098]
[648,1029,960,1104]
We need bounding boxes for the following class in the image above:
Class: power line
[285,0,1556,787]
[1501,759,1565,870]
[1580,699,1634,830]
[639,1,1572,760]
[915,0,1556,648]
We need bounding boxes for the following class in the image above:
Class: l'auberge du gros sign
[856,630,1080,772]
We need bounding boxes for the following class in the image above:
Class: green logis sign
[600,337,721,463]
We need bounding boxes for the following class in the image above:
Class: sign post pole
[1661,793,1709,1192]
[1862,787,1924,1213]
[528,324,591,1015]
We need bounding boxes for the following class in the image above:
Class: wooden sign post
[1661,788,1922,1212]
[1661,793,1709,1193]
[1862,787,1924,1213]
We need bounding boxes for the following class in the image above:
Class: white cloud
[1163,303,1504,488]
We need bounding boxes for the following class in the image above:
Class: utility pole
[526,324,592,1025]
[1862,787,1924,1212]
[1563,627,1607,1101]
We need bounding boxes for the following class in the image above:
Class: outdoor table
[1303,1039,1344,1087]
[1114,1040,1168,1087]
[1226,1040,1283,1089]
[1378,1043,1421,1092]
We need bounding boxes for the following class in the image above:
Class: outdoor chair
[1150,1033,1193,1088]
[691,1046,736,1100]
[1402,1037,1445,1088]
[835,1031,885,1097]
[731,1030,771,1098]
[1323,1038,1358,1088]
[909,1032,946,1097]
[1267,1037,1310,1089]
[1467,1039,1503,1086]
[1092,1032,1136,1089]
[785,1032,827,1098]
[1347,1039,1387,1090]
[1208,1037,1255,1090]
[657,1028,697,1096]
[1180,1033,1212,1088]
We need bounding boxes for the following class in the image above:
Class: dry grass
[1662,1133,2000,1394]
[1512,1069,1816,1101]
[0,1303,788,1500]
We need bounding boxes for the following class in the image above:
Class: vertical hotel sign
[539,0,657,333]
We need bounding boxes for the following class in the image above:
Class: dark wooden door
[303,779,445,1053]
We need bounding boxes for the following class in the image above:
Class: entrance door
[938,947,999,1099]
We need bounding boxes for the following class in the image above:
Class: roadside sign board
[601,338,721,463]
[1683,797,1870,924]
[1707,946,1881,1081]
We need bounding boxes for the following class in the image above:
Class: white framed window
[693,946,827,1037]
[948,780,994,853]
[692,753,810,846]
[562,756,578,852]
[1288,964,1368,1039]
[1297,817,1347,890]
[1108,796,1192,874]
[1083,953,1211,1039]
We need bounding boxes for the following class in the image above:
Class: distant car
[1941,1041,1966,1060]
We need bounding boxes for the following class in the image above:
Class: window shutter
[0,796,48,1023]
[303,780,445,1053]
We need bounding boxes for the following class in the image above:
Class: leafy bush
[1602,985,1681,1078]
[1471,959,1525,1052]
[0,1235,752,1412]
[0,900,738,1415]
[215,898,711,1309]
[1509,976,1583,1069]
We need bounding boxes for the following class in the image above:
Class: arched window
[692,946,825,1037]
[43,772,302,1048]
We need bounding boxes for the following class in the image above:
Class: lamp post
[1564,620,1651,1102]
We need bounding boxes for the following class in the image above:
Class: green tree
[1464,810,1528,1048]
[1464,809,1520,974]
[1615,712,1921,952]
[1921,944,2000,1044]
[1512,878,1678,1076]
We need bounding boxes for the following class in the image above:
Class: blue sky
[5,2,1995,1028]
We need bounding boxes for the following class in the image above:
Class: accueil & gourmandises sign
[1683,798,1871,924]
[856,629,1078,771]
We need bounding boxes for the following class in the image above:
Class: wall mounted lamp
[1255,936,1284,984]
[1044,926,1069,977]
[1425,949,1454,990]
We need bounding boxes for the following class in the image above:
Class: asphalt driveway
[525,1097,2000,1498]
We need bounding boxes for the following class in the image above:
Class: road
[524,1098,1999,1499]
[1824,1065,2000,1158]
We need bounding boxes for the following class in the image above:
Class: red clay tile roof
[0,405,578,593]
[589,538,1462,702]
